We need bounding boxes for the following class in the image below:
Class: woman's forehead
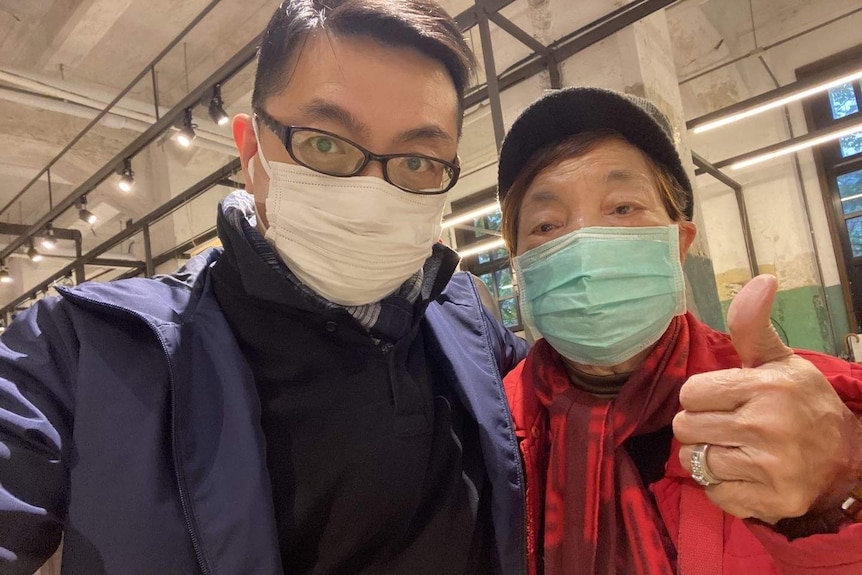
[527,141,656,194]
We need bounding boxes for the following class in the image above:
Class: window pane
[473,217,487,239]
[839,131,862,158]
[485,211,502,231]
[846,216,862,257]
[829,83,859,120]
[477,252,490,264]
[495,268,514,298]
[838,169,862,215]
[490,247,508,261]
[479,273,496,297]
[500,297,520,328]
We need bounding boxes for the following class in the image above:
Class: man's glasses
[254,109,460,195]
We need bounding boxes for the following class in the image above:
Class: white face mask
[251,122,448,306]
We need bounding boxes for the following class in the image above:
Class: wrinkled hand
[674,275,862,524]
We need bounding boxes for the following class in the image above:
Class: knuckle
[671,412,688,438]
[781,492,812,518]
[678,380,696,408]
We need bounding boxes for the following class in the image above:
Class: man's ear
[232,113,269,230]
[233,114,257,189]
[678,220,697,264]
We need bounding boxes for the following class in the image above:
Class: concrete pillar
[142,143,180,262]
[614,12,725,330]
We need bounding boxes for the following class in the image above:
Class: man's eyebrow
[295,99,369,139]
[394,125,454,146]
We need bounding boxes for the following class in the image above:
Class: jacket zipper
[58,289,213,575]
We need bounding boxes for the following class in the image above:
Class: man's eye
[405,157,431,171]
[311,137,338,153]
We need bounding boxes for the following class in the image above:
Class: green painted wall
[684,254,725,332]
[718,284,850,355]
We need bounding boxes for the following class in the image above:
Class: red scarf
[524,316,691,574]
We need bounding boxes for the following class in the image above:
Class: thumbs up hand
[674,275,862,525]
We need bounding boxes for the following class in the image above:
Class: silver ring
[690,443,722,486]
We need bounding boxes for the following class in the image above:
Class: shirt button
[324,321,338,333]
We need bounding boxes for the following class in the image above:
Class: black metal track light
[41,222,57,250]
[78,195,97,225]
[0,260,12,284]
[208,84,230,127]
[176,108,197,148]
[118,158,135,192]
[27,240,43,264]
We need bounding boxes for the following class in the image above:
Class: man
[0,1,529,574]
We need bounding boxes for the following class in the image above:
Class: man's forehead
[265,33,460,144]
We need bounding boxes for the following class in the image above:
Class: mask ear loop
[251,114,274,180]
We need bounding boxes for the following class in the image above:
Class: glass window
[829,82,860,120]
[839,131,862,159]
[479,272,495,297]
[500,297,521,328]
[838,169,862,215]
[470,208,506,263]
[846,216,862,258]
[495,268,514,298]
[452,191,521,331]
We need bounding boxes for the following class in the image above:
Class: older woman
[497,87,862,574]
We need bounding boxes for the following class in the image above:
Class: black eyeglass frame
[254,109,460,195]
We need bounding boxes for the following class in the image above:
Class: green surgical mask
[512,225,686,366]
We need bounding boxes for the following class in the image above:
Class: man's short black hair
[253,0,475,134]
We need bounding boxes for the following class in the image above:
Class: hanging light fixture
[118,158,135,192]
[0,260,12,284]
[208,83,230,127]
[690,67,862,134]
[78,195,97,225]
[41,222,57,250]
[457,238,506,259]
[730,119,862,171]
[442,201,501,229]
[176,107,197,147]
[27,240,43,263]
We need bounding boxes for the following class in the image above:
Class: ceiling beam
[42,0,137,73]
[465,0,675,108]
[686,55,862,131]
[0,2,250,263]
[0,159,240,318]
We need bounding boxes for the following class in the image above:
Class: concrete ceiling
[0,0,860,301]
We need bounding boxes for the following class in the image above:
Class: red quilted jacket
[504,314,862,575]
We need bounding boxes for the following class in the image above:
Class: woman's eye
[533,223,557,234]
[613,204,634,215]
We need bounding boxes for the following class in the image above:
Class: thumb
[727,274,794,368]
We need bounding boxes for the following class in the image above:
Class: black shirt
[210,201,493,574]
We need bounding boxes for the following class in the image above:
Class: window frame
[800,45,862,332]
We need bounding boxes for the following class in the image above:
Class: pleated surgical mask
[251,121,447,306]
[513,225,686,366]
